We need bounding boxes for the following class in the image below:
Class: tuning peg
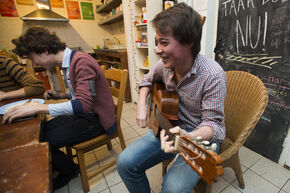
[211,143,217,152]
[202,140,211,150]
[190,137,197,143]
[196,136,202,145]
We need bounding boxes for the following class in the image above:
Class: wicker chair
[163,70,269,193]
[66,68,128,193]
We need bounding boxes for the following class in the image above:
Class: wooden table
[0,143,50,193]
[0,97,51,193]
[0,97,42,152]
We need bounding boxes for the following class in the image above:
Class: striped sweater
[0,55,45,96]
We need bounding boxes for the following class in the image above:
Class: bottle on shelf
[142,7,147,23]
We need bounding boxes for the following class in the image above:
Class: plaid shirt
[139,54,227,142]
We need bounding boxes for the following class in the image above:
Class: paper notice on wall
[16,0,33,5]
[81,2,94,20]
[50,0,64,8]
[0,0,18,17]
[193,0,207,11]
[66,1,81,19]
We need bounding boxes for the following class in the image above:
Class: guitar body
[148,82,179,136]
[148,82,223,184]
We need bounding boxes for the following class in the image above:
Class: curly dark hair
[11,26,66,58]
[152,3,202,58]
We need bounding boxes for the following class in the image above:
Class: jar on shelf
[141,32,148,46]
[135,30,142,47]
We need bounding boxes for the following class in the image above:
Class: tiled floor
[55,102,290,193]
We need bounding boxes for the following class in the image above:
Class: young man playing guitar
[117,3,227,193]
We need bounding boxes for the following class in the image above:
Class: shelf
[98,11,123,25]
[136,23,147,27]
[96,0,122,13]
[135,0,146,7]
[137,46,148,49]
[139,66,149,70]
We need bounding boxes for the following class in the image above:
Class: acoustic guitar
[148,82,223,184]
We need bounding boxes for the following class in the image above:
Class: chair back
[103,68,128,148]
[224,71,268,144]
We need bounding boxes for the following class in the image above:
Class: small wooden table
[0,97,51,193]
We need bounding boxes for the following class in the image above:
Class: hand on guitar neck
[160,126,189,153]
[148,82,223,184]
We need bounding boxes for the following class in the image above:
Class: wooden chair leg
[76,150,90,193]
[66,146,73,160]
[118,130,126,150]
[107,141,113,150]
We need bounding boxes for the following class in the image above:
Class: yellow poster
[16,0,33,5]
[50,0,64,8]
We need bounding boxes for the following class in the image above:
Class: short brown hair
[152,3,202,58]
[12,26,66,58]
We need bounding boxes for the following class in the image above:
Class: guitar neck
[174,136,223,184]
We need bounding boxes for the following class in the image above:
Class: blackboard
[215,0,290,162]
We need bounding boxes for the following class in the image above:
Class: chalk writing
[217,0,290,163]
[225,54,282,69]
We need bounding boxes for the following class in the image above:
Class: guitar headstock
[174,136,223,184]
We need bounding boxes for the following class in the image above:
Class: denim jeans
[117,129,220,193]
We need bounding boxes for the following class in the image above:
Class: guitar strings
[176,138,202,161]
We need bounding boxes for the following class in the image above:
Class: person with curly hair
[3,26,117,190]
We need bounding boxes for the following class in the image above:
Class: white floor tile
[96,188,111,193]
[110,182,130,193]
[89,174,109,193]
[94,144,122,166]
[250,156,290,188]
[220,184,242,193]
[122,109,137,125]
[146,163,163,193]
[121,126,139,141]
[69,176,85,193]
[103,166,123,187]
[131,123,150,136]
[222,165,248,183]
[232,169,280,193]
[212,177,230,193]
[239,146,262,168]
[125,136,142,146]
[282,179,290,193]
[121,119,131,130]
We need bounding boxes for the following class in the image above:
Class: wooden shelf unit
[94,49,132,103]
[96,0,122,13]
[98,11,123,25]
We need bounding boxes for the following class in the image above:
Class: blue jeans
[117,129,220,193]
